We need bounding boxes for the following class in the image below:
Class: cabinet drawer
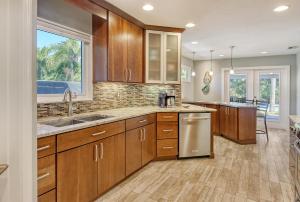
[157,113,178,122]
[38,136,56,159]
[38,189,56,202]
[157,123,178,139]
[126,113,156,131]
[57,121,125,152]
[38,155,56,196]
[157,139,178,157]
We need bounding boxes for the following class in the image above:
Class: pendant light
[192,51,196,77]
[230,46,235,74]
[209,50,214,76]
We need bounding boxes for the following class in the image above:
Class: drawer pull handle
[91,131,106,136]
[100,143,104,159]
[37,172,50,181]
[162,129,173,132]
[94,144,98,162]
[163,116,174,119]
[162,146,174,149]
[37,145,50,152]
[139,119,147,123]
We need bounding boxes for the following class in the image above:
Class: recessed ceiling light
[142,4,154,11]
[273,5,289,12]
[191,41,198,45]
[219,54,225,57]
[185,23,195,28]
[260,51,268,54]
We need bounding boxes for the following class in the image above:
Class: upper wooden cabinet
[127,21,143,83]
[93,11,143,83]
[145,31,181,84]
[108,12,128,82]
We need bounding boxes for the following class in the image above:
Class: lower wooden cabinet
[57,142,98,202]
[38,155,56,196]
[126,123,156,176]
[98,133,125,195]
[220,106,238,141]
[38,189,56,202]
[157,139,178,157]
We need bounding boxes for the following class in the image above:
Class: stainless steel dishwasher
[179,113,211,158]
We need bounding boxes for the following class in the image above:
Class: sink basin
[43,119,85,127]
[77,114,113,122]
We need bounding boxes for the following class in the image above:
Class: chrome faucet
[63,88,75,117]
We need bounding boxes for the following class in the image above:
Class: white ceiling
[106,0,300,60]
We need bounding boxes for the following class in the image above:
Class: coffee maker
[159,89,176,108]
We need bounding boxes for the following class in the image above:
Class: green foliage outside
[230,77,246,98]
[37,39,82,82]
[259,78,280,104]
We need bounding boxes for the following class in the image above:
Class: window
[181,65,192,82]
[229,74,247,101]
[37,18,92,103]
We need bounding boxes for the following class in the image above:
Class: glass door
[256,71,280,121]
[164,33,181,84]
[146,31,163,83]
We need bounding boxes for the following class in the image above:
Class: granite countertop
[184,100,257,108]
[37,104,216,138]
[290,115,300,124]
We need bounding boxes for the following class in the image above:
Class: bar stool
[256,100,269,141]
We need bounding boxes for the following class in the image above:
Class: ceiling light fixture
[192,51,196,77]
[229,46,235,75]
[260,51,268,54]
[273,5,289,12]
[185,23,195,28]
[219,54,225,57]
[209,50,214,76]
[142,4,154,11]
[191,41,198,45]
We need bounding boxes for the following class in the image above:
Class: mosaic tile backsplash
[37,82,181,119]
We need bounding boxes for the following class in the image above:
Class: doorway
[222,66,290,129]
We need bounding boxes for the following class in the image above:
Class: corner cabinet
[145,31,181,84]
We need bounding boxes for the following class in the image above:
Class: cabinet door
[142,123,156,165]
[206,104,220,135]
[126,128,142,176]
[98,133,125,195]
[146,31,163,83]
[228,107,238,141]
[219,106,227,137]
[108,11,127,82]
[127,22,143,83]
[57,142,98,202]
[164,33,181,84]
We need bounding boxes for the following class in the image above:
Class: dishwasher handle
[182,117,210,121]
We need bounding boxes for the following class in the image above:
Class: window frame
[181,65,192,83]
[37,17,93,104]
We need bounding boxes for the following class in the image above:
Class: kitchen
[0,0,300,202]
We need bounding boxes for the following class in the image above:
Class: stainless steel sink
[77,115,113,122]
[43,119,85,127]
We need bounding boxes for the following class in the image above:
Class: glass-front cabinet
[145,30,181,84]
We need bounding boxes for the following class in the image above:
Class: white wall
[0,0,36,201]
[181,56,194,101]
[297,53,300,115]
[193,54,298,114]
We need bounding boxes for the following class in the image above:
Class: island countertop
[37,104,216,138]
[184,100,257,108]
[290,115,300,124]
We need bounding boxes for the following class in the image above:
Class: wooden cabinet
[145,31,181,84]
[97,133,125,195]
[157,139,178,157]
[127,21,143,83]
[38,189,56,202]
[220,106,238,141]
[106,11,143,83]
[125,127,142,176]
[108,11,127,82]
[37,136,56,158]
[57,142,98,202]
[205,104,220,135]
[125,123,156,176]
[38,155,56,196]
[142,123,156,165]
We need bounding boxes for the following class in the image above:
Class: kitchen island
[184,101,257,144]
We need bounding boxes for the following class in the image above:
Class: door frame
[221,65,290,129]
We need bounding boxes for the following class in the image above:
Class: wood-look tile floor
[96,129,295,202]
